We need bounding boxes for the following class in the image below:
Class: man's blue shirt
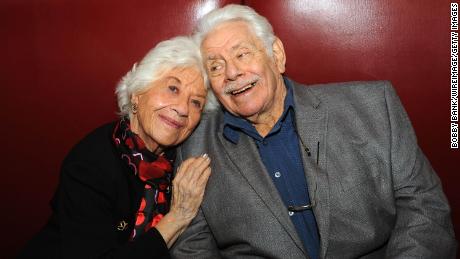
[222,78,320,259]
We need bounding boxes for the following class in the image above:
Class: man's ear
[272,37,286,74]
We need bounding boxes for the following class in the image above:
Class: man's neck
[250,80,287,137]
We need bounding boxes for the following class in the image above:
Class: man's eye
[168,85,178,93]
[191,99,202,109]
[237,52,249,58]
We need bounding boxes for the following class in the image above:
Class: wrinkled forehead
[201,20,262,56]
[159,66,200,81]
[160,67,206,92]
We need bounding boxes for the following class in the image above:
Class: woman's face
[131,67,206,153]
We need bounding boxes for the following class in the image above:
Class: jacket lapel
[217,127,307,256]
[291,79,331,258]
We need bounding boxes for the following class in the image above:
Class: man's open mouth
[230,81,257,95]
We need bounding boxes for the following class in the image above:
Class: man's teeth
[231,82,256,95]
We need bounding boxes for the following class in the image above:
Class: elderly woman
[20,36,216,258]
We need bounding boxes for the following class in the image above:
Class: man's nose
[225,60,243,81]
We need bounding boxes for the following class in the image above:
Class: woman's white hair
[194,4,276,55]
[115,36,218,118]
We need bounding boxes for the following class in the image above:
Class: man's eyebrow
[231,42,244,51]
[206,42,252,60]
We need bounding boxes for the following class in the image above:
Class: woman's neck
[129,116,164,155]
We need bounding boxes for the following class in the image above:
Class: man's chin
[230,107,263,121]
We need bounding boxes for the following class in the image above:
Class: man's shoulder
[291,79,393,110]
[180,110,224,153]
[194,109,224,134]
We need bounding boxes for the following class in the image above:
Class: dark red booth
[1,1,457,257]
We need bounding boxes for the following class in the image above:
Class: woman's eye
[210,65,221,72]
[168,85,178,93]
[191,100,202,109]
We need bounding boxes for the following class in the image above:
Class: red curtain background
[1,1,457,257]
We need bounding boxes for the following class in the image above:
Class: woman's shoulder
[66,121,116,159]
[61,121,123,175]
[58,120,130,195]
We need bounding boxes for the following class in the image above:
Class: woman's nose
[172,96,189,117]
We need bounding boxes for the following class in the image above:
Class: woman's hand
[169,154,211,221]
[155,154,211,248]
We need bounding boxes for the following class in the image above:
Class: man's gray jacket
[171,79,456,259]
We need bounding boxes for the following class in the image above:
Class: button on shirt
[223,79,320,259]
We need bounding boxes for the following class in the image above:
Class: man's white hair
[194,4,276,55]
[115,36,218,118]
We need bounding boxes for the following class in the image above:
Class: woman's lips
[159,115,184,129]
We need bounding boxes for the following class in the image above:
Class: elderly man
[171,4,456,259]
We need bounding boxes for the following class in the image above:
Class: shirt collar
[223,77,296,144]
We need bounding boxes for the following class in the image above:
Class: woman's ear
[131,94,139,113]
[272,37,286,74]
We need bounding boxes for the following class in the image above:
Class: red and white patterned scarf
[112,117,173,240]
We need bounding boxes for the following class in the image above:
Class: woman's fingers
[186,156,211,182]
[174,156,195,178]
[196,166,211,187]
[175,155,210,184]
